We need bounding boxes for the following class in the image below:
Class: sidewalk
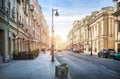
[0,51,71,79]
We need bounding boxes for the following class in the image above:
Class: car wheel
[98,53,100,57]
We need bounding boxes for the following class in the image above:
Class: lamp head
[55,11,59,16]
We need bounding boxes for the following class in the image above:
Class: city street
[0,0,120,79]
[55,51,120,79]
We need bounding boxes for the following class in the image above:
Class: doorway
[0,29,5,63]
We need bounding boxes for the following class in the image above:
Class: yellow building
[67,7,115,55]
[67,29,73,50]
[31,0,49,51]
[113,0,120,52]
[54,35,65,51]
[87,7,115,55]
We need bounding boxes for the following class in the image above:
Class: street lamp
[51,8,59,62]
[90,27,93,56]
[88,26,92,56]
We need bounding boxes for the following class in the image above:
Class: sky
[38,0,114,41]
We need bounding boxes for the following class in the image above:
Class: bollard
[55,63,68,78]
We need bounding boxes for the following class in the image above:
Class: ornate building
[0,0,18,63]
[30,0,49,50]
[113,0,120,52]
[67,7,115,55]
[0,0,49,63]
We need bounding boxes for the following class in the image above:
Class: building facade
[113,0,120,53]
[0,0,18,63]
[0,0,49,63]
[54,35,65,51]
[67,7,115,55]
[30,0,49,50]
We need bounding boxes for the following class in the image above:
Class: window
[12,7,15,18]
[118,21,120,32]
[17,0,21,4]
[118,2,120,7]
[117,2,120,10]
[0,0,3,8]
[7,2,10,16]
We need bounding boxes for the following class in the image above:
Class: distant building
[54,35,65,51]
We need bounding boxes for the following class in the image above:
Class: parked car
[98,48,115,58]
[113,53,120,60]
[73,48,83,53]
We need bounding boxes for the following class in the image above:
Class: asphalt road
[55,51,120,79]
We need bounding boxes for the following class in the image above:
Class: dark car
[98,48,115,58]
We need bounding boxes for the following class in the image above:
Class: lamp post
[51,8,59,62]
[89,27,93,56]
[90,28,93,55]
[72,29,73,51]
[88,26,92,56]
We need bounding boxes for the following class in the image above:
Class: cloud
[38,0,113,41]
[46,15,86,41]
